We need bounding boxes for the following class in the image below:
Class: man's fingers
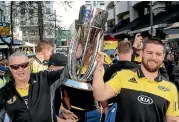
[64,110,73,114]
[71,114,78,119]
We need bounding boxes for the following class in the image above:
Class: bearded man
[92,38,179,122]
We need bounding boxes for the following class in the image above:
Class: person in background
[48,53,78,122]
[29,40,53,73]
[172,58,179,91]
[164,51,176,82]
[104,40,138,83]
[0,65,11,122]
[131,33,143,64]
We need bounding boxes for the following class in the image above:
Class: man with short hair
[93,39,179,122]
[104,40,138,82]
[0,51,66,122]
[30,40,53,73]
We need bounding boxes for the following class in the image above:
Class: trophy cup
[62,5,108,91]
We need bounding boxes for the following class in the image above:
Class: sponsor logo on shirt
[158,85,170,92]
[128,77,137,83]
[138,95,153,104]
[7,96,17,104]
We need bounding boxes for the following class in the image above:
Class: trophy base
[62,79,93,91]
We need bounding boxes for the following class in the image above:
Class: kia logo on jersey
[138,95,153,104]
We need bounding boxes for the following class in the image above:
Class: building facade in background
[85,1,105,9]
[105,1,179,36]
[56,29,71,46]
[0,1,7,23]
[15,1,55,44]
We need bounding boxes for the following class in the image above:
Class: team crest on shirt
[7,96,17,104]
[158,85,170,92]
[128,77,137,83]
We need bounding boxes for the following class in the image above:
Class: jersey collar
[136,68,163,82]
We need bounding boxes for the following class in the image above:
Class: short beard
[142,59,161,73]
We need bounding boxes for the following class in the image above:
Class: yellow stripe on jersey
[106,69,179,116]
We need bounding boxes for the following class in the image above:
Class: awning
[163,28,179,35]
[130,4,179,34]
[114,14,150,36]
[0,37,24,45]
[22,42,36,47]
[105,18,130,34]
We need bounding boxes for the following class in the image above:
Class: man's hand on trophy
[62,108,78,121]
[95,52,104,72]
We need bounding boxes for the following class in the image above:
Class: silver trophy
[63,5,108,91]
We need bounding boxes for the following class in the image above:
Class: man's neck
[119,54,131,61]
[35,53,44,62]
[141,64,158,81]
[15,80,29,89]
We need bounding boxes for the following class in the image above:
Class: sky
[53,1,85,29]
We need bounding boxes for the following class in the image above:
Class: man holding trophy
[61,5,109,122]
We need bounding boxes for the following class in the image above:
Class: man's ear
[131,49,133,55]
[42,49,47,55]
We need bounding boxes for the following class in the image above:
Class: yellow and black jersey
[29,56,48,73]
[16,84,29,108]
[104,53,112,66]
[106,68,179,122]
[134,55,142,64]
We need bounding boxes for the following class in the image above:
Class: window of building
[47,30,52,35]
[46,1,50,4]
[46,8,51,14]
[29,9,34,15]
[20,2,26,7]
[2,16,5,22]
[29,1,34,6]
[30,21,34,25]
[86,4,91,6]
[93,2,96,6]
[0,9,2,23]
[21,20,26,25]
[31,31,35,36]
[21,8,25,15]
[100,3,104,6]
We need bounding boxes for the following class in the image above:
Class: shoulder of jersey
[111,69,136,79]
[161,78,177,89]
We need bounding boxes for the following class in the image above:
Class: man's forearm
[93,69,106,101]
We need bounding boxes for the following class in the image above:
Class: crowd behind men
[0,33,179,122]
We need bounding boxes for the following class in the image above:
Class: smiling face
[9,55,30,82]
[141,43,165,72]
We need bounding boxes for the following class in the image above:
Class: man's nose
[18,67,23,71]
[151,54,157,60]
